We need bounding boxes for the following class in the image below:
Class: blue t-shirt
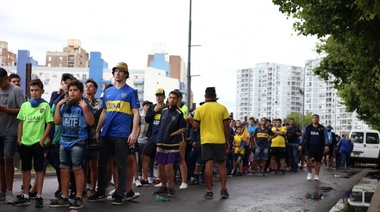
[248,125,257,135]
[60,104,90,148]
[254,127,273,148]
[101,85,139,138]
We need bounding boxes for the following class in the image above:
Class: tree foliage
[272,0,380,129]
[283,112,312,129]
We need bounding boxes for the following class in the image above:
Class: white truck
[349,129,380,166]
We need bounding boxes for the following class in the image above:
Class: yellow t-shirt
[233,134,245,155]
[271,126,287,147]
[193,102,230,145]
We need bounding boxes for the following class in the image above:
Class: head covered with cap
[112,62,129,79]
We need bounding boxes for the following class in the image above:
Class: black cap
[142,100,153,107]
[0,67,8,81]
[61,73,75,82]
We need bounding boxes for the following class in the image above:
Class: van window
[366,133,379,144]
[351,132,364,144]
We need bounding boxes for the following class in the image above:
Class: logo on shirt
[311,131,319,135]
[121,93,126,98]
[171,116,176,121]
[40,108,45,113]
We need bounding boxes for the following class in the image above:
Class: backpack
[286,126,297,142]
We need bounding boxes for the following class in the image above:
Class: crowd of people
[0,64,354,209]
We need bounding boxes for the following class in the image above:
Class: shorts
[270,147,286,158]
[19,143,44,172]
[128,143,139,156]
[155,147,181,165]
[254,147,269,161]
[201,143,226,162]
[0,135,17,159]
[306,147,324,162]
[141,139,156,158]
[59,141,86,170]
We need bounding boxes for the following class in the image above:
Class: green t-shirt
[17,101,54,146]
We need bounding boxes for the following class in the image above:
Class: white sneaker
[5,191,14,204]
[179,182,188,190]
[107,189,115,196]
[135,179,142,187]
[148,177,154,184]
[307,173,312,181]
[154,182,162,188]
[314,175,319,181]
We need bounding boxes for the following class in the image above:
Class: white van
[349,129,380,165]
[348,178,376,207]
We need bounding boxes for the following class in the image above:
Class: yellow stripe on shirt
[106,101,132,114]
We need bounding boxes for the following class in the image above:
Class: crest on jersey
[121,93,127,98]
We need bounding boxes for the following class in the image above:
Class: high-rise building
[45,39,89,68]
[236,63,303,122]
[304,59,368,134]
[0,41,17,66]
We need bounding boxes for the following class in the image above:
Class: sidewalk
[368,178,380,212]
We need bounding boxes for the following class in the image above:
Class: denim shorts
[59,142,85,170]
[254,147,269,161]
[0,136,17,159]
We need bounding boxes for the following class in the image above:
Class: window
[366,133,379,144]
[351,132,364,144]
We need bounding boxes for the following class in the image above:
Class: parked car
[349,129,380,167]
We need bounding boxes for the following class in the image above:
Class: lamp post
[186,0,192,106]
[302,59,320,129]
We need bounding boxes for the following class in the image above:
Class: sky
[0,0,320,114]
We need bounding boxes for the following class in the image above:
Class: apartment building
[0,41,17,66]
[46,39,89,68]
[236,63,303,122]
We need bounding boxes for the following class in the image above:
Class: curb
[368,176,380,212]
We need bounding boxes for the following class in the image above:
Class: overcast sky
[0,0,320,113]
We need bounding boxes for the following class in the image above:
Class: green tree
[272,0,380,130]
[283,112,313,129]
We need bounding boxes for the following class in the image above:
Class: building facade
[45,39,89,68]
[0,41,17,66]
[236,63,303,122]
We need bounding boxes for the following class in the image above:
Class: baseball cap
[155,88,165,96]
[61,73,75,82]
[327,125,333,129]
[0,67,8,81]
[142,100,153,107]
[112,62,129,73]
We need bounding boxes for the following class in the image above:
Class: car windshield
[351,132,364,144]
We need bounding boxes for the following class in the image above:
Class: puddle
[329,171,379,211]
[306,187,333,200]
[334,170,360,179]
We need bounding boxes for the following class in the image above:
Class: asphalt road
[1,167,371,212]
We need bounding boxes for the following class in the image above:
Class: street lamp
[302,59,320,129]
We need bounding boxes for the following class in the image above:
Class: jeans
[97,136,128,197]
[0,135,17,158]
[340,151,351,169]
[287,143,299,170]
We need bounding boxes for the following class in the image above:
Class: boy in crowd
[152,90,186,197]
[232,126,246,176]
[13,79,53,207]
[50,80,94,209]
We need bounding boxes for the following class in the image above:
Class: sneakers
[152,187,168,195]
[154,182,162,188]
[69,190,76,200]
[220,189,229,199]
[314,175,320,181]
[148,177,154,184]
[13,194,31,206]
[87,192,107,202]
[204,191,213,199]
[35,196,44,208]
[69,197,84,209]
[126,190,140,201]
[179,182,188,190]
[141,179,150,186]
[307,172,312,180]
[112,195,126,205]
[135,179,142,187]
[5,191,15,204]
[167,188,176,197]
[259,171,267,176]
[49,196,70,208]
